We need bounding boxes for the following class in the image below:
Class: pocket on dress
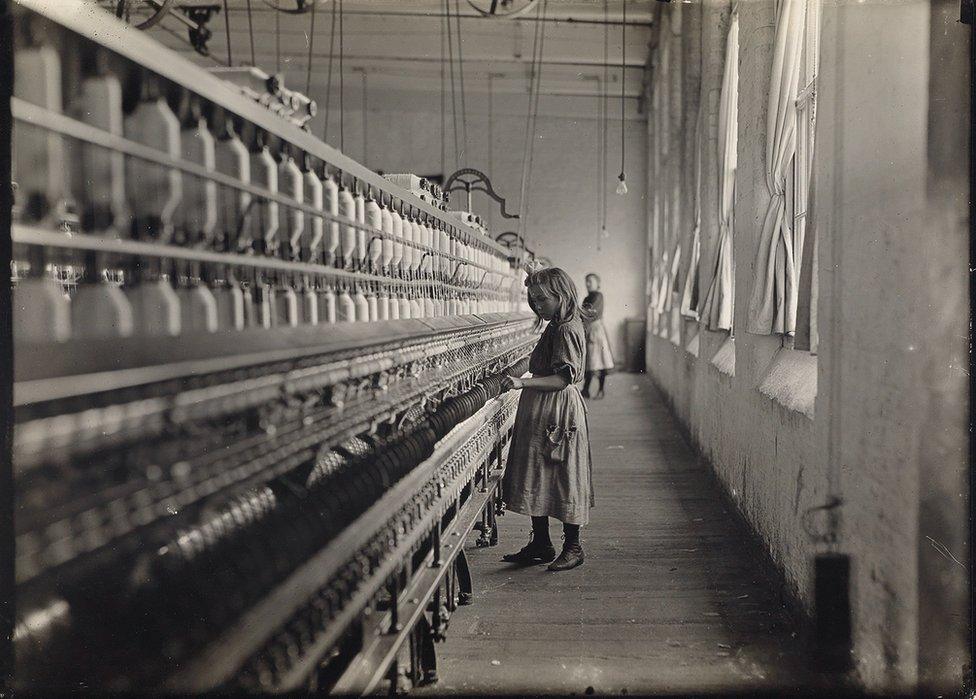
[545,424,578,463]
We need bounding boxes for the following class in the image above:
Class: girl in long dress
[581,273,615,399]
[500,267,594,571]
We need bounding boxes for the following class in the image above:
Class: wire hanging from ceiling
[517,0,548,249]
[595,77,607,250]
[322,0,337,143]
[221,0,232,66]
[516,14,542,239]
[440,6,446,177]
[616,0,628,195]
[445,0,461,168]
[305,0,317,95]
[487,74,494,178]
[339,0,345,151]
[521,50,544,236]
[246,0,257,65]
[599,0,609,246]
[361,69,368,165]
[596,75,604,250]
[275,3,281,74]
[454,0,470,164]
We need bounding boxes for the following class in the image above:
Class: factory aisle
[421,375,813,695]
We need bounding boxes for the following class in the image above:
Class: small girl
[500,267,594,571]
[581,273,615,399]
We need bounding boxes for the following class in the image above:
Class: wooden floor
[417,375,812,695]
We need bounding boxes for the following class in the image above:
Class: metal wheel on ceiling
[112,0,176,29]
[107,0,222,58]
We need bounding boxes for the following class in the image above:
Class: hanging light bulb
[601,225,610,239]
[616,0,628,197]
[616,172,628,196]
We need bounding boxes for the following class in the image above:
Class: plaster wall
[644,0,968,691]
[309,90,648,359]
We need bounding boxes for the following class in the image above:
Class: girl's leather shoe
[502,541,557,564]
[547,543,585,571]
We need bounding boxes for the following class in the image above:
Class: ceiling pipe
[212,4,653,25]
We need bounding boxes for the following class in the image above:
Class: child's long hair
[525,267,593,328]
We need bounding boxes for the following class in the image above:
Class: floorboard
[415,375,811,695]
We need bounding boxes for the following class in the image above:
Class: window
[787,0,820,353]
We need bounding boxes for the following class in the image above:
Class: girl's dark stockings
[563,522,581,546]
[584,371,607,398]
[531,516,552,546]
[532,517,581,547]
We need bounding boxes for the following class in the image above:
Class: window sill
[757,348,817,418]
[710,336,735,377]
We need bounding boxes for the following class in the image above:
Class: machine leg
[455,549,473,606]
[432,525,442,568]
[387,574,402,634]
[445,562,458,613]
[416,615,438,685]
[407,623,420,686]
[488,494,499,546]
[476,497,493,548]
[386,655,401,696]
[430,586,448,641]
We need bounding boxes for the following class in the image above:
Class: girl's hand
[501,375,523,392]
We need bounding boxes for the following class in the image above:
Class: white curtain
[701,9,739,332]
[808,0,820,352]
[655,254,670,337]
[663,241,681,311]
[680,104,704,320]
[745,0,807,335]
[680,229,701,319]
[667,238,682,344]
[648,17,672,338]
[648,252,660,327]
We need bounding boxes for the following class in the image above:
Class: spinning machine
[6,0,534,692]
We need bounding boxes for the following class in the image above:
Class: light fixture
[616,172,628,195]
[617,0,627,195]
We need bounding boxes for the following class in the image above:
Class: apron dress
[502,313,595,526]
[582,291,615,372]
